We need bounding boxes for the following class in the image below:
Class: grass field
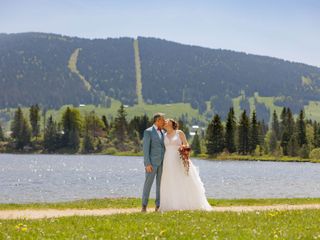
[1,198,320,239]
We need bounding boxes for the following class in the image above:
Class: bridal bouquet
[178,145,191,175]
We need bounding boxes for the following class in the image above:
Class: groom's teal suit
[142,126,165,207]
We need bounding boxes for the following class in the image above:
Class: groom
[141,112,166,212]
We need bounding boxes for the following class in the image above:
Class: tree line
[1,104,320,160]
[196,107,320,159]
[0,104,189,154]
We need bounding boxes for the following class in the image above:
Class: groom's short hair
[153,112,165,123]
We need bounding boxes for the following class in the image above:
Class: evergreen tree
[257,121,266,150]
[287,133,299,157]
[207,114,224,155]
[83,131,95,153]
[10,107,31,150]
[101,115,109,132]
[281,130,290,155]
[206,114,224,155]
[82,112,104,153]
[296,110,307,147]
[314,122,320,148]
[29,104,40,139]
[280,107,287,138]
[249,111,259,153]
[68,129,80,150]
[129,115,150,140]
[205,119,214,155]
[269,130,278,154]
[84,112,104,138]
[61,107,82,150]
[287,108,295,137]
[112,104,128,143]
[191,131,201,155]
[43,115,60,152]
[225,107,236,153]
[272,110,280,140]
[0,122,4,141]
[280,107,295,155]
[238,110,250,155]
[178,119,190,139]
[300,144,309,159]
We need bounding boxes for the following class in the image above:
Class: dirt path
[1,204,320,220]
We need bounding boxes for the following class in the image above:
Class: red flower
[178,145,191,175]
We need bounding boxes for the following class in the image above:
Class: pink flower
[178,145,191,175]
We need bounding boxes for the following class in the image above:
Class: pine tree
[101,115,109,132]
[43,115,60,152]
[29,104,40,139]
[280,107,295,155]
[205,119,215,155]
[178,119,190,139]
[300,144,309,159]
[272,110,280,140]
[61,107,82,150]
[0,122,4,141]
[113,104,128,143]
[225,107,236,153]
[314,122,320,148]
[287,108,295,137]
[288,133,299,157]
[191,131,201,155]
[129,115,151,140]
[249,111,259,153]
[83,132,95,153]
[10,107,31,150]
[297,110,307,147]
[238,110,250,155]
[280,107,287,138]
[206,114,224,155]
[82,112,104,153]
[269,130,278,154]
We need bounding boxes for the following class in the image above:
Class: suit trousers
[142,163,163,207]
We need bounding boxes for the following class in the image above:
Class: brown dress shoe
[141,206,147,212]
[155,206,160,212]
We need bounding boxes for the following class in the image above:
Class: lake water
[0,154,320,203]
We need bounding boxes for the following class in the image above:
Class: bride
[159,119,212,211]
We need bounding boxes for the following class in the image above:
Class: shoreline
[1,151,319,163]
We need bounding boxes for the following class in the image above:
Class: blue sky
[1,0,319,66]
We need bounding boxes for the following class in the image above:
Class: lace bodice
[164,131,182,148]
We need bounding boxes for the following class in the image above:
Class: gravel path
[1,204,320,219]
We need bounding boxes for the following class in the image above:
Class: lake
[0,154,320,203]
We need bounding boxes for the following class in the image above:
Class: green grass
[1,209,320,239]
[0,99,205,133]
[133,39,144,105]
[305,100,320,122]
[1,197,320,210]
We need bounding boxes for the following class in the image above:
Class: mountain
[1,32,320,115]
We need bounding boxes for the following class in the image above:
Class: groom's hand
[145,164,153,173]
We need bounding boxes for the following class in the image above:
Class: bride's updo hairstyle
[169,119,179,130]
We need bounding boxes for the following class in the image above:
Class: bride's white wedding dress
[159,131,212,211]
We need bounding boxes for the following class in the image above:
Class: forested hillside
[138,37,320,113]
[1,32,320,116]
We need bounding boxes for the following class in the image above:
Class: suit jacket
[143,126,165,167]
